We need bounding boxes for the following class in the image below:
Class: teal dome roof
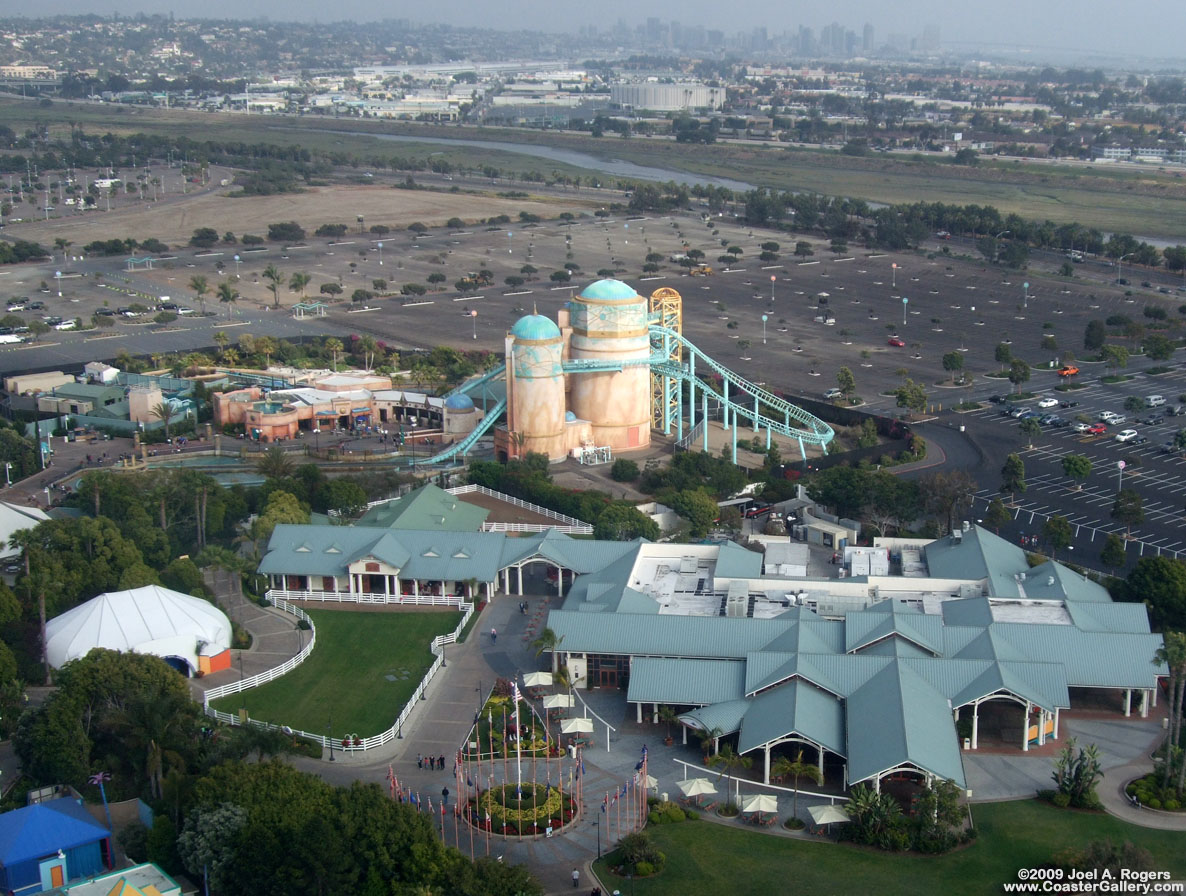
[579,279,638,301]
[510,313,561,341]
[444,393,475,411]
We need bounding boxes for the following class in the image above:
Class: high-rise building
[863,23,875,53]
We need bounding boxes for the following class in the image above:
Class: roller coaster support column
[676,383,683,442]
[723,380,730,431]
[702,392,710,452]
[731,416,738,465]
[797,437,807,465]
[753,396,759,433]
[767,428,772,450]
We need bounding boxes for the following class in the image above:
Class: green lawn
[211,609,460,737]
[596,801,1186,896]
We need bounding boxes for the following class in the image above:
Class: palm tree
[151,401,176,440]
[1154,632,1186,790]
[9,530,56,684]
[256,445,295,480]
[707,743,752,805]
[324,337,343,372]
[697,725,724,760]
[255,335,276,368]
[356,334,378,371]
[105,685,191,799]
[530,626,564,674]
[658,705,681,743]
[771,750,823,822]
[213,331,230,355]
[189,274,209,315]
[216,280,238,318]
[262,263,284,308]
[288,271,311,298]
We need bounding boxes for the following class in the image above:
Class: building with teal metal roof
[355,483,490,532]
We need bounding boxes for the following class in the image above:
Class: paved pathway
[202,572,1186,892]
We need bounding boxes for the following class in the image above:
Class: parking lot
[958,367,1186,565]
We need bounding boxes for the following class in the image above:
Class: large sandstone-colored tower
[565,279,652,451]
[505,313,568,461]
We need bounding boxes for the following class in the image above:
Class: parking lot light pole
[993,230,1010,264]
[1118,460,1125,493]
[1023,282,1029,310]
[761,314,768,344]
[1118,252,1133,285]
[902,296,908,325]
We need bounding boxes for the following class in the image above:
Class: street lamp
[1023,281,1030,310]
[902,296,908,325]
[993,230,1010,264]
[593,817,601,859]
[1118,460,1126,492]
[233,254,241,279]
[377,241,383,265]
[328,713,335,762]
[761,314,768,344]
[891,262,897,289]
[471,309,478,339]
[409,425,417,470]
[55,270,62,297]
[770,274,776,302]
[1118,252,1134,285]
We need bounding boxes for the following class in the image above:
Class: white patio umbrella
[808,804,850,826]
[741,794,778,816]
[677,778,717,798]
[640,774,659,792]
[542,693,574,709]
[560,717,593,734]
[523,671,553,688]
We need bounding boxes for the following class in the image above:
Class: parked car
[1115,429,1139,443]
[1018,411,1042,421]
[1086,423,1108,435]
[988,394,1006,404]
[887,336,906,347]
[1037,397,1059,409]
[1073,422,1093,433]
[1039,414,1061,426]
[1057,365,1080,377]
[1140,415,1162,426]
[1009,406,1029,418]
[823,388,844,400]
[1098,411,1126,425]
[1059,400,1079,409]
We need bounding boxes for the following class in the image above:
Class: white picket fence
[202,599,475,755]
[265,588,464,607]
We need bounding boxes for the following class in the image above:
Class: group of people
[417,753,446,771]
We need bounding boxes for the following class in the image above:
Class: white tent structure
[46,585,232,677]
[0,501,49,562]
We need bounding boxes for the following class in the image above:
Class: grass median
[595,800,1186,896]
[211,608,461,737]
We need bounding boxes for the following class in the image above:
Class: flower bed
[465,783,579,835]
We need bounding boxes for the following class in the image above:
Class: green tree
[836,366,856,398]
[188,275,209,315]
[706,743,752,805]
[177,803,246,894]
[1153,631,1186,791]
[1008,359,1031,393]
[805,467,869,520]
[1043,515,1073,558]
[215,280,238,318]
[610,459,639,482]
[252,490,310,542]
[1052,738,1103,808]
[1144,333,1174,362]
[1086,320,1110,351]
[894,378,927,413]
[325,337,343,371]
[256,445,295,480]
[530,627,564,675]
[1000,453,1026,502]
[984,497,1012,533]
[593,503,659,541]
[1062,454,1092,489]
[941,351,964,384]
[1019,417,1042,447]
[1112,489,1144,537]
[288,271,311,298]
[770,749,822,822]
[995,342,1013,366]
[262,264,283,308]
[794,241,813,258]
[918,470,977,535]
[1102,344,1129,371]
[1125,556,1186,630]
[151,402,177,440]
[670,489,721,538]
[1100,533,1128,570]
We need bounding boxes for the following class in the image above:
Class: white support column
[1141,689,1150,718]
[348,571,356,596]
[384,575,390,599]
[1053,706,1060,740]
[412,579,419,597]
[972,701,979,750]
[764,745,771,785]
[1038,710,1046,746]
[682,725,687,745]
[652,702,659,724]
[517,566,523,595]
[393,576,401,600]
[1152,684,1158,708]
[1022,701,1030,752]
[1124,688,1132,718]
[636,702,642,724]
[874,775,880,794]
[818,745,824,782]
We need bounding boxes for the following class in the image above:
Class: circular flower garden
[467,782,579,836]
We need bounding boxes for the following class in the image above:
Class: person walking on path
[571,868,580,888]
[491,627,497,644]
[441,786,449,808]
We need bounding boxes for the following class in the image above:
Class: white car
[53,320,77,331]
[1037,397,1059,408]
[1114,429,1139,443]
[1099,411,1126,425]
[1072,422,1092,433]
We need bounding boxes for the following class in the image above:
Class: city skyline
[5,2,1186,66]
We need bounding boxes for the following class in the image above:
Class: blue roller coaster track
[421,325,833,467]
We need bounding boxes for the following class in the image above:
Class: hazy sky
[22,1,1186,64]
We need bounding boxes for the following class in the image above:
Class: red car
[1086,423,1107,435]
[887,336,906,347]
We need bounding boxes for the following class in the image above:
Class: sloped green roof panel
[357,484,490,532]
[714,540,764,579]
[940,597,995,627]
[627,657,746,706]
[679,699,750,737]
[738,679,846,756]
[1064,601,1153,633]
[547,610,795,659]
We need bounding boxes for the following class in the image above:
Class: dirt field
[12,181,570,249]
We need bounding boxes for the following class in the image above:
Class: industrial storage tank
[507,312,567,460]
[567,279,652,451]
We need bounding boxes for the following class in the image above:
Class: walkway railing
[203,599,315,703]
[202,599,474,755]
[265,588,464,607]
[448,484,591,529]
[482,522,593,535]
[673,758,849,805]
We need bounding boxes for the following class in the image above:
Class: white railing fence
[265,588,464,607]
[448,484,591,529]
[203,598,475,755]
[482,522,593,535]
[203,599,315,703]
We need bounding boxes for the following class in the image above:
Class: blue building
[0,797,111,895]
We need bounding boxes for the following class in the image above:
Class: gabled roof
[0,797,109,866]
[547,610,795,660]
[738,679,846,756]
[356,484,489,532]
[1025,560,1112,602]
[940,596,995,627]
[679,699,751,737]
[1064,600,1154,633]
[845,661,966,788]
[714,541,764,579]
[845,601,944,656]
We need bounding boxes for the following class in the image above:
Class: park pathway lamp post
[761,314,768,344]
[1023,282,1029,310]
[902,296,908,326]
[891,262,897,289]
[993,230,1010,264]
[471,309,478,339]
[328,714,335,762]
[1118,460,1125,493]
[233,254,241,279]
[770,274,776,302]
